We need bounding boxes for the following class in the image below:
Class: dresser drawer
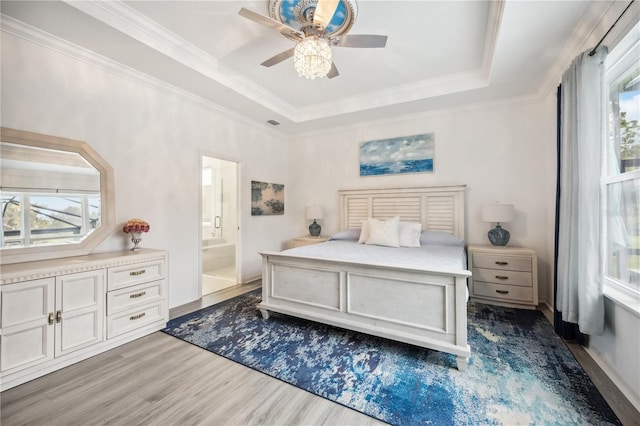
[472,254,532,272]
[472,268,532,287]
[107,300,165,339]
[473,281,533,303]
[107,259,165,291]
[107,280,165,315]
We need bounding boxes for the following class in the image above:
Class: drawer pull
[495,261,508,266]
[130,291,147,299]
[48,312,55,325]
[495,275,509,280]
[496,290,509,295]
[130,312,146,321]
[56,310,62,323]
[130,269,146,276]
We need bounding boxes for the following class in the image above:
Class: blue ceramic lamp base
[488,224,510,246]
[309,220,321,237]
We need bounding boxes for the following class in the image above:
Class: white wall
[288,100,556,303]
[1,33,291,308]
[589,301,640,411]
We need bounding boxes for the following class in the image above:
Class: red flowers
[122,218,150,234]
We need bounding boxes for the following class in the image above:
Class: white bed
[258,185,472,370]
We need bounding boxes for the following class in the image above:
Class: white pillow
[358,220,370,244]
[366,216,400,247]
[329,229,361,241]
[399,222,422,247]
[420,231,464,247]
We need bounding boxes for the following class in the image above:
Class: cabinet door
[0,278,55,373]
[55,270,105,357]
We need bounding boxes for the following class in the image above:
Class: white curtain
[556,47,607,336]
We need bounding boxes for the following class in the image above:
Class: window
[604,21,640,299]
[1,191,101,248]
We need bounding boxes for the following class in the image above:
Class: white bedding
[282,240,467,274]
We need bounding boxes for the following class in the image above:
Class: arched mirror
[1,127,115,264]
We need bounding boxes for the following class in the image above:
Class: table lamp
[482,204,515,246]
[305,205,324,237]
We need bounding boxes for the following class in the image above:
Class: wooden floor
[0,283,384,426]
[2,284,638,425]
[539,306,639,426]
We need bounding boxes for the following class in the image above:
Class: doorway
[201,155,238,295]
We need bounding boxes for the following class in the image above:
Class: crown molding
[0,14,288,138]
[480,0,505,83]
[61,0,502,124]
[1,9,543,140]
[294,1,503,122]
[534,0,638,103]
[2,0,511,131]
[63,0,299,119]
[295,68,490,122]
[294,91,542,140]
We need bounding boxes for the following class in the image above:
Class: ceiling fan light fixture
[294,36,332,79]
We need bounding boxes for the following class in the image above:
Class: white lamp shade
[482,204,515,223]
[305,205,324,220]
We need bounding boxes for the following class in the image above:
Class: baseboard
[585,346,640,413]
[538,303,554,324]
[240,275,261,285]
[538,300,640,419]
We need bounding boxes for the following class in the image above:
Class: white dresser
[467,245,538,309]
[0,249,168,391]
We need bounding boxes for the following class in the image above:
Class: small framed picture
[251,181,284,216]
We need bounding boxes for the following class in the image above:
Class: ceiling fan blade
[327,62,339,79]
[313,0,339,29]
[332,34,388,48]
[239,7,303,41]
[260,48,295,67]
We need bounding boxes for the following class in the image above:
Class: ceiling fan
[238,0,388,79]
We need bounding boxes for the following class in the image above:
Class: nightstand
[467,245,538,309]
[292,235,329,248]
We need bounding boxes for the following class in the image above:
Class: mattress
[282,240,468,274]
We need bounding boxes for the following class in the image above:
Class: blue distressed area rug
[163,290,620,425]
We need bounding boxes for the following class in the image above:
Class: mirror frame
[1,127,115,265]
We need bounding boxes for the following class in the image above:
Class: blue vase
[309,220,321,237]
[488,225,510,246]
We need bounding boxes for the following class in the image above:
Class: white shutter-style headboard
[339,185,466,240]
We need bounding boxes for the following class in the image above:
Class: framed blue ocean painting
[360,133,434,176]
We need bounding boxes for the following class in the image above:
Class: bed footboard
[259,251,471,371]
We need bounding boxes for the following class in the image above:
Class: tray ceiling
[1,1,602,134]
